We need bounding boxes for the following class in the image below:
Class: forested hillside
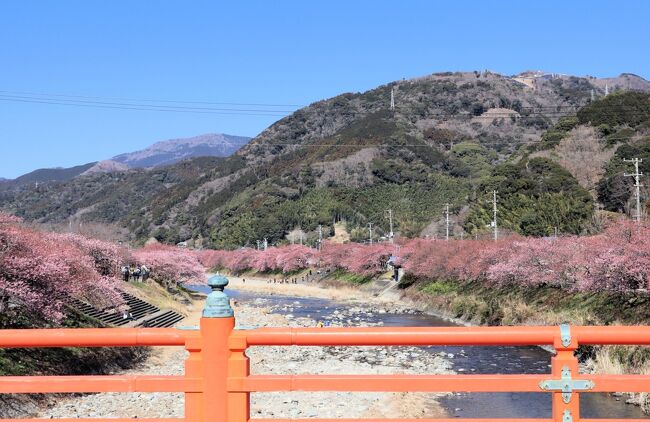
[2,72,649,247]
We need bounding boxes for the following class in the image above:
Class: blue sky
[1,1,649,178]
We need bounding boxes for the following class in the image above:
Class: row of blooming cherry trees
[0,214,205,325]
[4,207,648,326]
[200,222,650,293]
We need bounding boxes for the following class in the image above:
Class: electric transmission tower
[624,158,643,222]
[368,222,373,245]
[390,88,395,110]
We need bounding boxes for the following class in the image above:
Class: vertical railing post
[552,325,580,422]
[201,274,235,422]
[185,333,204,422]
[228,332,250,422]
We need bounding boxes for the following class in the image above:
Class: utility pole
[390,87,395,111]
[318,225,323,251]
[487,190,498,241]
[385,209,394,243]
[624,158,643,223]
[444,203,451,241]
[368,222,373,245]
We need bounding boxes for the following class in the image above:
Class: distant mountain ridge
[1,133,251,185]
[7,162,97,186]
[110,133,250,168]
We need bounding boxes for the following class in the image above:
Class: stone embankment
[38,285,453,419]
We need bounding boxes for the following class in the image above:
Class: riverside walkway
[2,275,650,422]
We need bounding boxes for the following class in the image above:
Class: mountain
[2,162,97,187]
[1,133,251,186]
[111,133,251,168]
[2,71,649,246]
[82,160,130,175]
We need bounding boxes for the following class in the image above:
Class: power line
[2,87,645,112]
[2,87,648,133]
[0,89,303,107]
[0,97,291,117]
[2,89,648,119]
[0,93,297,113]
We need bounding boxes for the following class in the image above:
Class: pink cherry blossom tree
[132,243,206,286]
[0,213,125,325]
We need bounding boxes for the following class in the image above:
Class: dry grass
[330,222,351,244]
[532,125,616,193]
[587,345,650,412]
[500,298,536,325]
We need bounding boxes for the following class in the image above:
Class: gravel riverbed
[37,296,453,419]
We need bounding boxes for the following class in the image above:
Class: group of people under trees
[121,264,150,282]
[267,277,302,284]
[266,269,316,285]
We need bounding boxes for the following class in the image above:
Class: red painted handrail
[3,321,650,422]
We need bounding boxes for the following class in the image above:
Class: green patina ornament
[202,273,234,318]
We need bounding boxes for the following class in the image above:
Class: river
[190,285,649,419]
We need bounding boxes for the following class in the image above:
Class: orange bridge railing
[2,275,650,422]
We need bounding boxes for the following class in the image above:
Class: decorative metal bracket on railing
[539,366,595,403]
[560,323,571,347]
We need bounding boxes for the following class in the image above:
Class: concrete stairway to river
[68,292,185,328]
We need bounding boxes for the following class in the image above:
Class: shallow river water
[190,285,649,419]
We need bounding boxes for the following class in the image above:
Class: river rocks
[38,301,453,420]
